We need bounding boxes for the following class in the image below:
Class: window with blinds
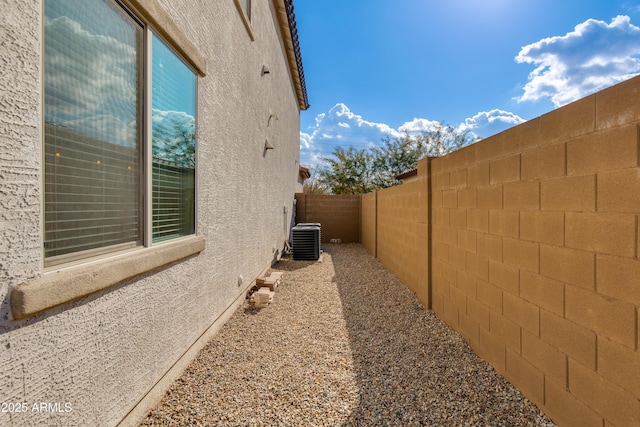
[151,35,196,243]
[44,0,197,266]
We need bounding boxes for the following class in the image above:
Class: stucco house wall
[0,1,307,426]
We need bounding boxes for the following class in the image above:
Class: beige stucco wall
[0,1,303,426]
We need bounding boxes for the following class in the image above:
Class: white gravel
[142,243,555,426]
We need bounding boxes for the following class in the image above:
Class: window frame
[42,0,146,267]
[42,0,200,269]
[11,0,208,320]
[143,27,200,249]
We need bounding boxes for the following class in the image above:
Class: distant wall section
[295,194,360,243]
[360,192,377,256]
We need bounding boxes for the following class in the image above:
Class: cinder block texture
[565,285,636,348]
[503,292,539,336]
[503,238,539,273]
[506,348,544,406]
[565,212,636,257]
[521,143,566,181]
[567,125,638,175]
[427,76,640,427]
[490,310,521,352]
[361,191,377,256]
[477,185,503,210]
[540,244,594,289]
[569,359,640,427]
[477,279,503,313]
[597,168,640,212]
[522,330,566,386]
[539,94,595,144]
[296,194,361,243]
[540,310,596,370]
[490,154,521,184]
[489,260,519,295]
[544,378,603,427]
[372,170,430,307]
[520,211,564,246]
[598,337,640,396]
[519,271,564,316]
[489,210,519,238]
[479,325,506,372]
[595,75,640,129]
[541,174,596,212]
[596,254,640,305]
[468,162,490,187]
[503,180,540,211]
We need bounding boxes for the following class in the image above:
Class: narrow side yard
[142,244,554,426]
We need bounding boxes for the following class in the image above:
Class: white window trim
[144,26,154,247]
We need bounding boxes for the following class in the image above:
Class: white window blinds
[151,35,196,242]
[44,0,198,266]
[44,0,143,263]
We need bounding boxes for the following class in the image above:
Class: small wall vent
[292,224,321,261]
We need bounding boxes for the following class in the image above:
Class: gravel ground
[142,243,555,426]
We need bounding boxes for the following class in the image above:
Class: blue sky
[294,0,640,167]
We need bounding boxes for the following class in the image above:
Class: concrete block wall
[371,158,430,307]
[430,76,640,427]
[361,191,377,256]
[295,194,361,243]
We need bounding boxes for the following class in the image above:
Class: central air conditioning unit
[292,223,321,261]
[296,223,321,242]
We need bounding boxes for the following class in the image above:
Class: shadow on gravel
[328,243,554,427]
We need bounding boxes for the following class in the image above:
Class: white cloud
[516,15,640,107]
[63,115,137,148]
[299,103,401,166]
[300,103,523,168]
[330,103,400,136]
[45,16,137,116]
[44,15,138,146]
[461,109,526,139]
[300,132,313,150]
[152,109,195,138]
[398,118,442,134]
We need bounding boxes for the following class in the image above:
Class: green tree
[317,146,373,194]
[371,122,474,188]
[302,168,329,194]
[317,122,473,193]
[152,112,196,167]
[371,133,429,189]
[415,121,472,158]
